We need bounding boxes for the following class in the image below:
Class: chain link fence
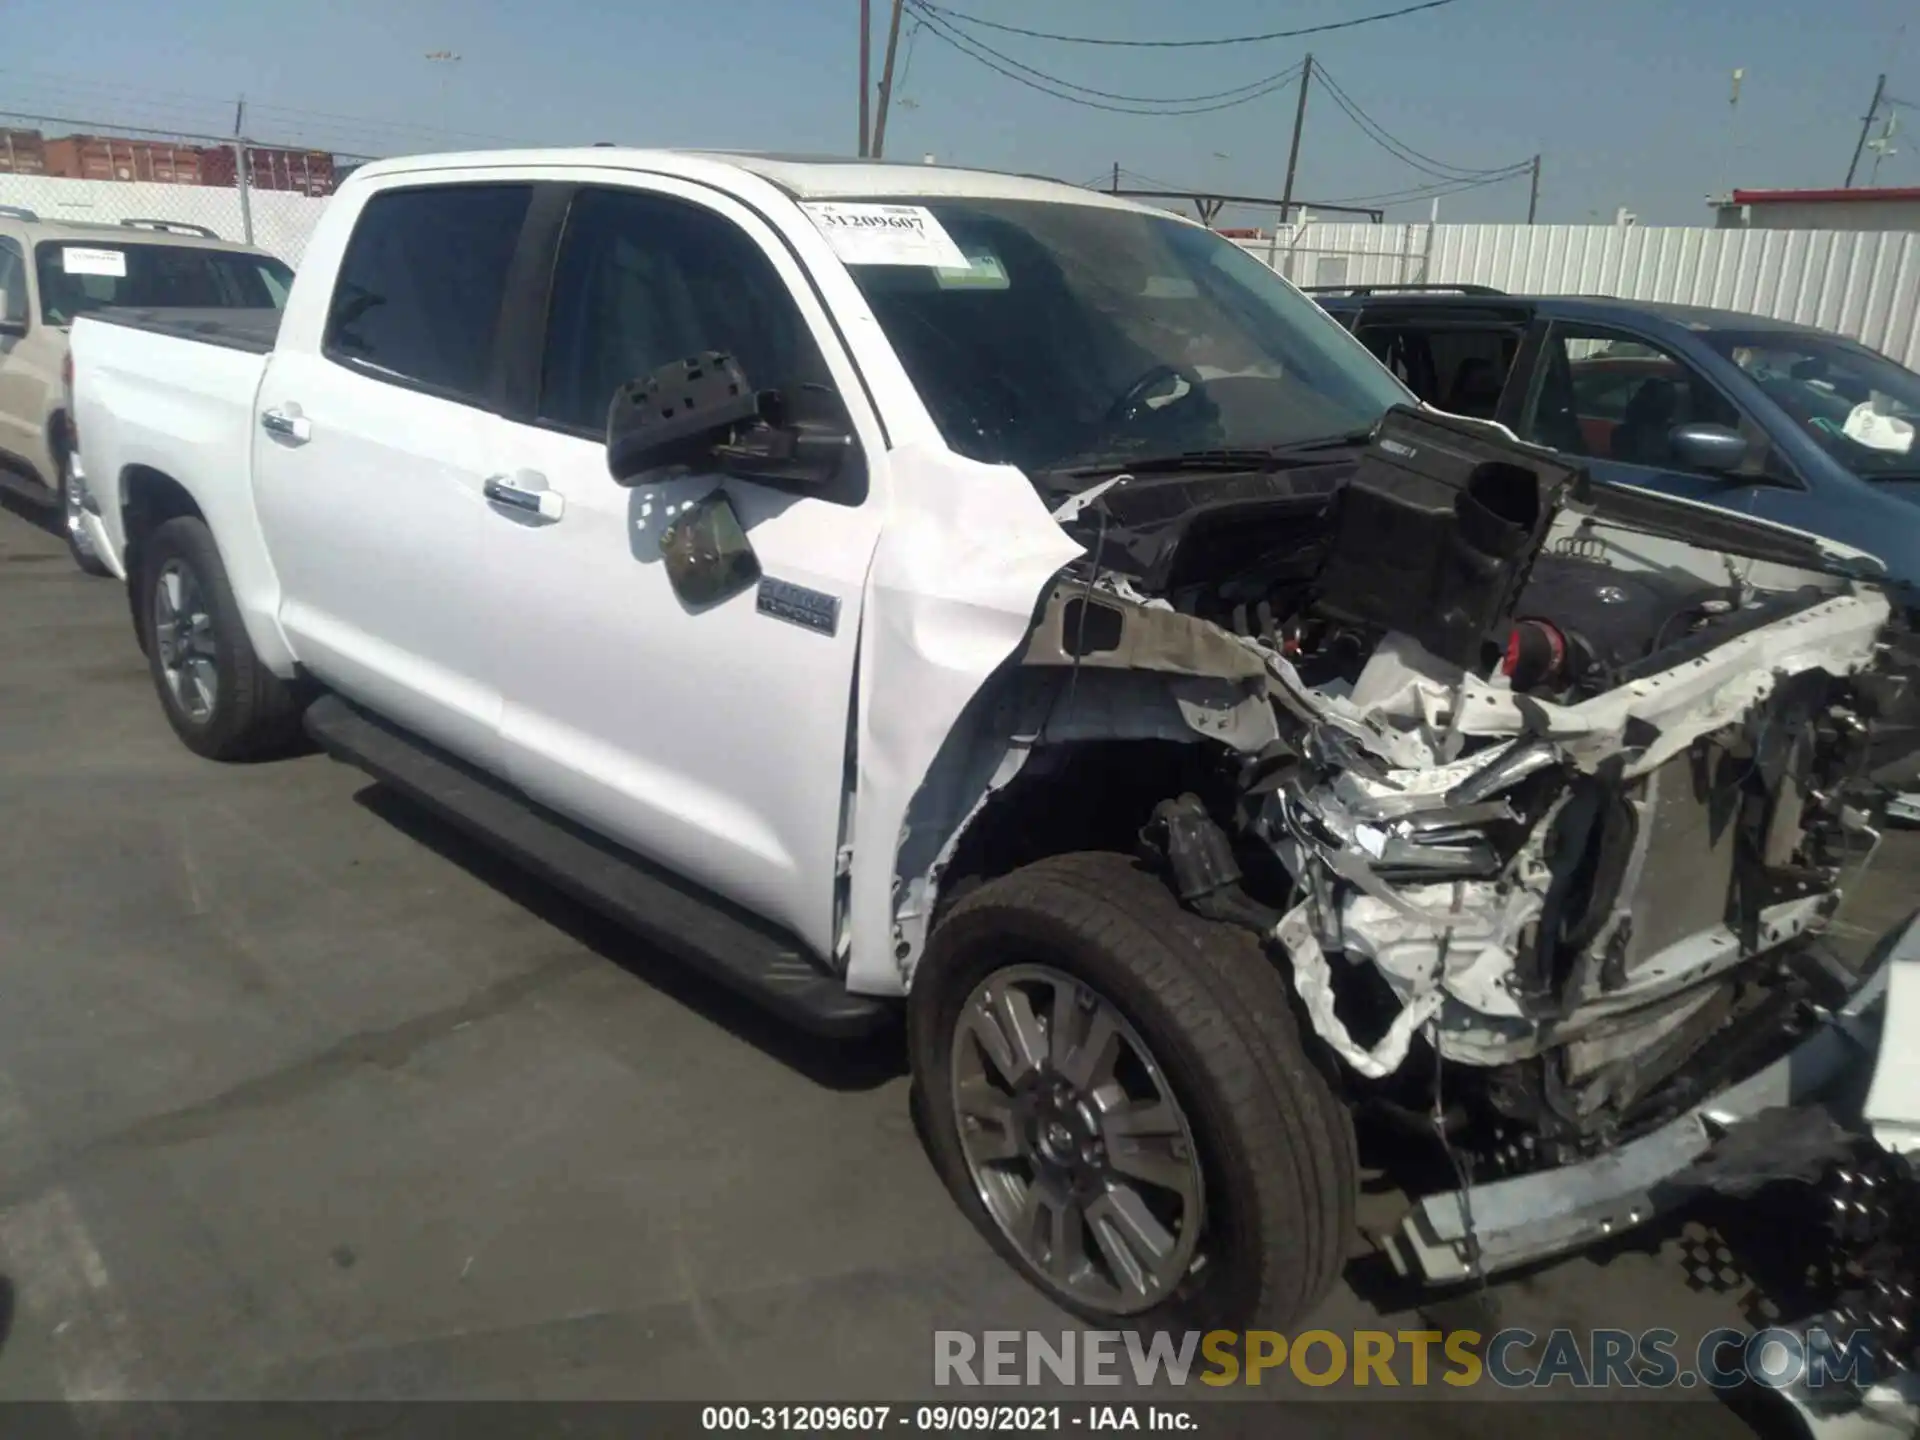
[0,123,352,264]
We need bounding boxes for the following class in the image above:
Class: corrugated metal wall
[1242,223,1920,370]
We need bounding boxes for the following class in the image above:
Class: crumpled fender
[844,443,1083,997]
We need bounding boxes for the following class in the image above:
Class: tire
[60,454,111,577]
[140,515,301,760]
[910,851,1356,1332]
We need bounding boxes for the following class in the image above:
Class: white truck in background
[65,147,1912,1334]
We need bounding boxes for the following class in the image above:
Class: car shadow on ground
[0,476,59,537]
[350,781,909,1095]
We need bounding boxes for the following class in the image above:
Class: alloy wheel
[153,559,218,724]
[950,963,1207,1315]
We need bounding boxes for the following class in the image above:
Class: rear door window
[323,184,533,405]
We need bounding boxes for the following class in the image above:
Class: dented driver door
[481,179,890,960]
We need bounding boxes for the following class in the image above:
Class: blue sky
[2,0,1914,225]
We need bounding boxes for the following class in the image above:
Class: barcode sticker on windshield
[61,247,127,278]
[801,203,969,268]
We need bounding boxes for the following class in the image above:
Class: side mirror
[607,352,761,483]
[606,352,853,491]
[1669,421,1748,474]
[658,488,762,609]
[712,383,853,490]
[0,290,24,337]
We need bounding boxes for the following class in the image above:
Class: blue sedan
[1311,288,1920,592]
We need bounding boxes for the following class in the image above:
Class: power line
[917,0,1460,48]
[0,67,518,151]
[906,3,1305,111]
[1311,63,1523,179]
[1120,166,1199,192]
[906,7,1306,115]
[1317,164,1533,208]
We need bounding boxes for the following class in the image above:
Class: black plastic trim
[303,694,894,1040]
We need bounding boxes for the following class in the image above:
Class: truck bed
[81,306,282,356]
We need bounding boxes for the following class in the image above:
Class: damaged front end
[947,405,1910,1288]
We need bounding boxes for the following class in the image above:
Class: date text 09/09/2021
[701,1406,1191,1433]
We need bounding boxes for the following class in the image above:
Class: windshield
[34,241,293,326]
[1706,330,1920,480]
[836,198,1408,473]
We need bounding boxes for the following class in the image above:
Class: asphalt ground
[1,491,1913,1434]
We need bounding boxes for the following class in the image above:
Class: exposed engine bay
[983,406,1908,1214]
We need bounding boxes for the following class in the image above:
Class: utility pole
[1111,162,1120,194]
[1527,154,1541,223]
[1846,73,1888,186]
[871,0,906,159]
[858,0,872,157]
[1280,54,1313,228]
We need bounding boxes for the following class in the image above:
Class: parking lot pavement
[0,497,1912,1430]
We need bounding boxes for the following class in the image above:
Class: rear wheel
[142,516,301,760]
[60,455,110,577]
[910,852,1356,1330]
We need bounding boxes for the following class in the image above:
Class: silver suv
[0,205,292,572]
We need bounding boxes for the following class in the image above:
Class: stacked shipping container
[0,129,48,175]
[4,130,338,194]
[42,135,203,184]
[199,145,334,196]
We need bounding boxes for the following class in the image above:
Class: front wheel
[141,516,301,760]
[61,455,110,577]
[910,852,1356,1331]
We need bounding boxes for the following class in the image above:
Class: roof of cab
[346,146,1174,217]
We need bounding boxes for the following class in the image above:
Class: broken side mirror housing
[606,352,852,491]
[1314,405,1581,668]
[1668,421,1749,475]
[607,352,762,481]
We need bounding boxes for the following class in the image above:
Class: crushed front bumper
[1385,919,1913,1285]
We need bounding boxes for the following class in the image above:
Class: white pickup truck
[66,148,1911,1332]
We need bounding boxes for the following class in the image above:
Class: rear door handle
[483,470,564,521]
[260,407,310,444]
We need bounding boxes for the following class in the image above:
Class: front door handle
[260,407,311,444]
[483,470,564,521]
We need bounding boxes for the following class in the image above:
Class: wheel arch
[118,465,207,654]
[869,615,1284,999]
[117,463,296,676]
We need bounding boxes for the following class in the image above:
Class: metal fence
[0,169,332,264]
[1242,222,1920,371]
